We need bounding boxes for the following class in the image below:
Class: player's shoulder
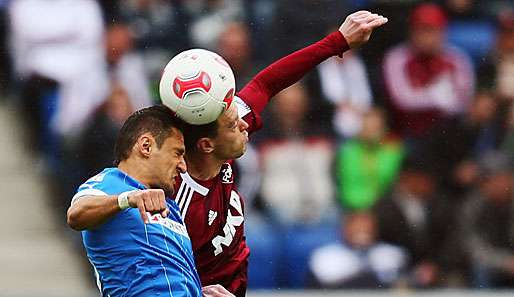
[76,168,141,196]
[82,168,120,186]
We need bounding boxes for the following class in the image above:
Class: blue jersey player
[67,105,234,297]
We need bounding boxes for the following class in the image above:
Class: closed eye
[176,148,185,156]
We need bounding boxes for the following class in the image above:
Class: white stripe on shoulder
[180,172,209,196]
[235,96,251,118]
[71,189,108,205]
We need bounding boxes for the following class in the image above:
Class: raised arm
[67,189,170,230]
[238,11,387,115]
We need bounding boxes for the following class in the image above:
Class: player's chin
[233,143,247,159]
[163,183,175,197]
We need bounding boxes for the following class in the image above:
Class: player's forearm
[238,31,349,114]
[67,195,121,230]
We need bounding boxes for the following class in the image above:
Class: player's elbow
[66,206,87,231]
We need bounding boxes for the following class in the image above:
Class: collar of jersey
[111,167,147,190]
[180,172,210,195]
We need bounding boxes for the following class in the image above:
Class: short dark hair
[183,120,219,152]
[114,105,186,165]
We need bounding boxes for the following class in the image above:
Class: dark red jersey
[173,162,248,296]
[172,31,349,296]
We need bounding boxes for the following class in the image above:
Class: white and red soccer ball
[159,49,236,125]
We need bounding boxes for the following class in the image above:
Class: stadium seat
[279,222,340,288]
[447,21,496,66]
[246,214,281,288]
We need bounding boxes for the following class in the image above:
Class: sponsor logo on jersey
[147,213,189,238]
[208,210,218,226]
[211,191,244,256]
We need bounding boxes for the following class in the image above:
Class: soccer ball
[159,49,236,125]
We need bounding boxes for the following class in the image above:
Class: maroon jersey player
[174,11,387,296]
[77,11,387,297]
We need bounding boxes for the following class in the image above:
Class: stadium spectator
[269,0,346,59]
[477,10,514,139]
[443,0,496,65]
[216,21,255,89]
[104,23,153,108]
[500,102,514,161]
[258,83,336,225]
[308,212,407,289]
[187,0,245,50]
[374,155,454,288]
[119,0,191,53]
[336,108,404,210]
[477,10,514,102]
[117,0,192,82]
[241,0,277,64]
[357,0,421,100]
[460,151,514,288]
[382,3,474,148]
[77,83,134,179]
[9,0,109,146]
[423,91,500,202]
[317,48,373,139]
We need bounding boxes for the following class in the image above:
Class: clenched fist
[128,189,169,223]
[339,11,388,48]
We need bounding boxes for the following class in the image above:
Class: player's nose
[239,118,249,131]
[177,157,187,173]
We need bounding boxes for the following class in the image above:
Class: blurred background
[1,0,514,296]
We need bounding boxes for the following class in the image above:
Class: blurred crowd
[2,0,514,291]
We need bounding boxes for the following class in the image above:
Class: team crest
[220,163,233,184]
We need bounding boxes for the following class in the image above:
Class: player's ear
[197,137,214,154]
[136,133,154,158]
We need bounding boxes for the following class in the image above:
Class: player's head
[114,105,187,196]
[184,101,249,160]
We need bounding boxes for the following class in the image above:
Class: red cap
[409,3,447,29]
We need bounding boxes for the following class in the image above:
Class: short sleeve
[235,96,262,134]
[71,172,110,204]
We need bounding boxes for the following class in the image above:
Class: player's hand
[128,189,170,223]
[202,284,235,297]
[339,11,388,48]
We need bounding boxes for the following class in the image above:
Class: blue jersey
[73,168,202,297]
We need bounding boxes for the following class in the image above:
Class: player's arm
[237,11,387,116]
[66,189,169,230]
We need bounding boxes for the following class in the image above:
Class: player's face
[148,128,187,197]
[212,103,249,160]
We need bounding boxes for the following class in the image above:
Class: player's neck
[117,159,152,188]
[185,152,224,181]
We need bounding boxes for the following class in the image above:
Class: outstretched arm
[237,11,387,116]
[67,189,170,230]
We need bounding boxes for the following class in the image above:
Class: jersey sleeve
[236,31,349,133]
[71,171,112,204]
